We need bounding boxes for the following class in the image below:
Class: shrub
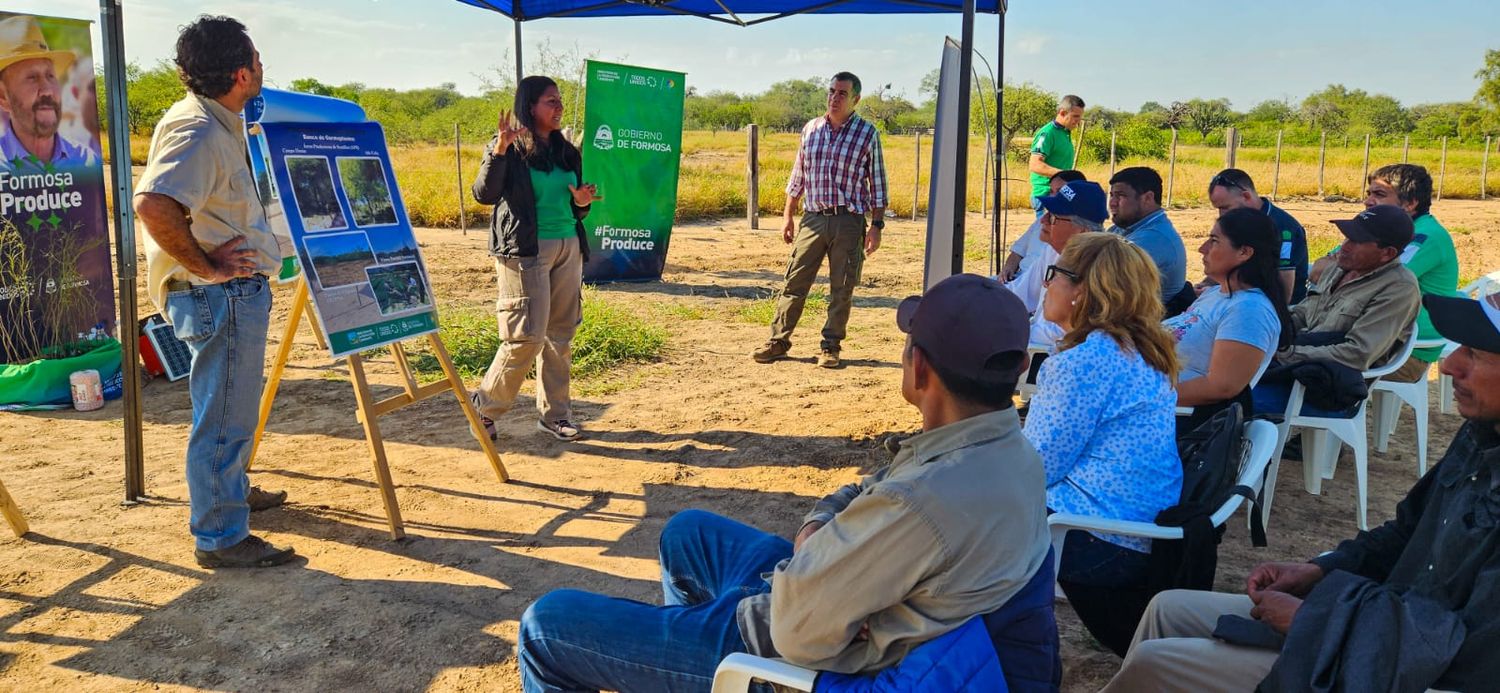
[408,288,666,383]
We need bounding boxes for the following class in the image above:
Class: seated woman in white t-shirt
[1164,207,1294,432]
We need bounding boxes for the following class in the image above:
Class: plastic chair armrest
[712,653,817,693]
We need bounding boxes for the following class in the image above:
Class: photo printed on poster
[258,121,437,358]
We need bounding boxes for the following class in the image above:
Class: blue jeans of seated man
[1251,381,1360,419]
[518,509,792,693]
[164,275,272,552]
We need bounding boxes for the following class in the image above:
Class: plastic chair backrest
[980,548,1061,693]
[1364,318,1421,379]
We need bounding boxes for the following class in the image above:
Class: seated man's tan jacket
[734,408,1051,674]
[1279,258,1422,371]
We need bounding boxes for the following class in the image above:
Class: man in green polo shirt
[1028,94,1084,213]
[1312,163,1459,382]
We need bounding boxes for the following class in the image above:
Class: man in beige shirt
[1251,205,1423,418]
[133,16,293,569]
[515,274,1052,690]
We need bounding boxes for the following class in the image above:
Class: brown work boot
[195,534,297,569]
[247,485,287,512]
[751,340,790,363]
[817,348,842,369]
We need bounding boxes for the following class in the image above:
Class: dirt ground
[2,197,1498,692]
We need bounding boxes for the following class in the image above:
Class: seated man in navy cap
[1019,178,1108,351]
[1250,205,1423,418]
[516,274,1052,691]
[1103,289,1500,692]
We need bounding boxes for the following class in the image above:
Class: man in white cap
[1102,290,1500,692]
[0,14,96,170]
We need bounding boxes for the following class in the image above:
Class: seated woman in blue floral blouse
[1022,232,1181,653]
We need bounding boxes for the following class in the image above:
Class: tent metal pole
[100,0,145,503]
[514,17,523,84]
[951,0,974,276]
[991,5,1004,275]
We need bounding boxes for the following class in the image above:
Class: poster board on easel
[243,89,506,539]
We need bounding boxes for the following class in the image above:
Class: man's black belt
[812,205,856,216]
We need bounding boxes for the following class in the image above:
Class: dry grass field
[2,198,1499,691]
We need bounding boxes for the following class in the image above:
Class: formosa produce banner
[0,12,113,364]
[581,60,685,282]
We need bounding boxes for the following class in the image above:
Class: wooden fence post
[746,124,759,229]
[1317,130,1327,197]
[1438,136,1448,201]
[1224,126,1238,168]
[1483,135,1492,201]
[1361,134,1372,192]
[1271,129,1283,201]
[1108,130,1117,177]
[454,123,466,235]
[912,131,923,221]
[1402,135,1410,163]
[1165,128,1178,207]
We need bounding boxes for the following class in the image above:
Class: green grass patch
[572,288,670,379]
[407,287,667,384]
[657,302,713,321]
[736,289,826,324]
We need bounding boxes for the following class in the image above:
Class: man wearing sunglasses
[1206,168,1309,304]
[1027,179,1108,349]
[1003,171,1092,314]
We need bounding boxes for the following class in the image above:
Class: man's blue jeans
[164,275,271,551]
[518,509,793,693]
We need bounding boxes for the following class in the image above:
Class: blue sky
[20,0,1500,111]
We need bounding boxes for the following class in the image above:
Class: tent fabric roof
[455,0,999,24]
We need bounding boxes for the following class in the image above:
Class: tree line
[110,48,1500,161]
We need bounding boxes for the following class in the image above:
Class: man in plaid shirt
[753,71,889,369]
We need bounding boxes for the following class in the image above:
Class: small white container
[69,369,104,412]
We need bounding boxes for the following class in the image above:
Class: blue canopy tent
[100,0,1009,499]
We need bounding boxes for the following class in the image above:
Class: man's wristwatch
[870,217,885,230]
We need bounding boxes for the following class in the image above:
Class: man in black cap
[516,274,1052,690]
[1251,204,1423,417]
[1103,289,1500,692]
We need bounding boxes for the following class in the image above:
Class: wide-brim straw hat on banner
[0,15,76,76]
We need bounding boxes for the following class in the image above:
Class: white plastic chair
[1047,419,1279,578]
[1262,323,1418,531]
[712,653,817,693]
[1370,337,1447,476]
[1015,345,1051,400]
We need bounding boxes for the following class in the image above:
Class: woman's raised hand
[493,109,524,154]
[568,183,602,206]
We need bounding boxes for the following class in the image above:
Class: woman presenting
[471,76,599,442]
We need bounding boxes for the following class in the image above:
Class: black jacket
[472,135,590,260]
[1259,359,1368,412]
[1259,422,1500,692]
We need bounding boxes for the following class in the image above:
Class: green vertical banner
[582,60,685,282]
